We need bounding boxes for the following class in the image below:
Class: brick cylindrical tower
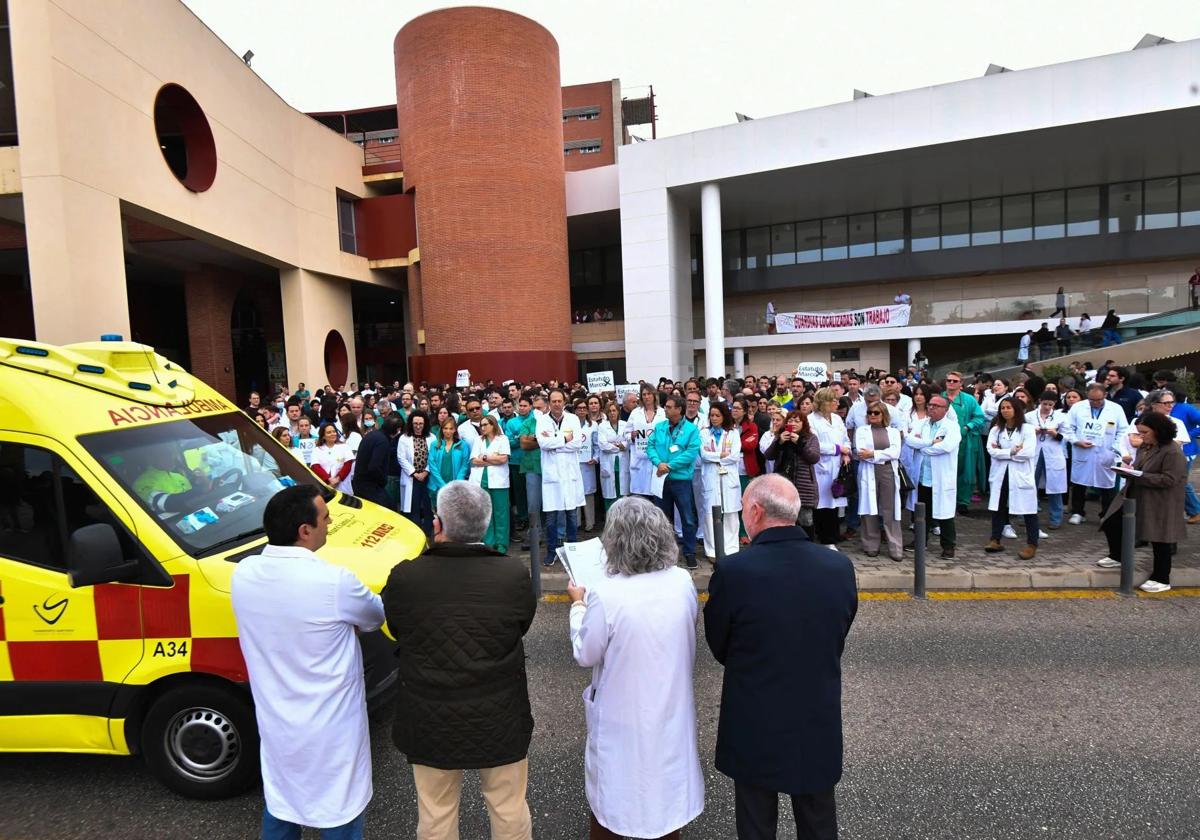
[395,7,575,385]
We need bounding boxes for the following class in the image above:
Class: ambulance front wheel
[142,683,260,799]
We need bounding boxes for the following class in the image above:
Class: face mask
[364,419,376,429]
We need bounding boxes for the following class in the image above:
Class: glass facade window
[1034,191,1065,240]
[1143,177,1178,229]
[970,198,1001,246]
[722,229,742,270]
[1183,175,1200,227]
[769,223,796,266]
[941,201,969,249]
[1107,182,1142,232]
[848,213,874,258]
[1002,194,1032,242]
[911,205,939,251]
[876,210,904,255]
[1066,186,1100,236]
[796,219,821,263]
[744,226,769,269]
[821,217,847,260]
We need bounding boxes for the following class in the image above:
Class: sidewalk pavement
[514,505,1199,592]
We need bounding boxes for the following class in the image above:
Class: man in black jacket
[704,474,857,840]
[382,480,536,839]
[351,413,401,508]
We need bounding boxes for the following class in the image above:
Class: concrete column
[733,347,745,378]
[907,337,922,367]
[280,268,358,390]
[701,182,724,379]
[25,177,129,344]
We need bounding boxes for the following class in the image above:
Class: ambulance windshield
[79,410,331,556]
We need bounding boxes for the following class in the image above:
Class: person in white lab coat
[231,485,384,838]
[597,400,627,511]
[808,387,851,546]
[574,399,599,532]
[396,411,436,538]
[567,497,704,839]
[983,397,1040,558]
[1061,382,1127,524]
[538,388,585,558]
[854,403,903,560]
[626,385,666,497]
[1031,393,1069,529]
[905,394,961,558]
[698,402,743,560]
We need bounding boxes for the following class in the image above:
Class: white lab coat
[1061,400,1127,489]
[901,414,931,510]
[1116,416,1189,462]
[469,434,511,488]
[396,433,435,513]
[597,420,627,499]
[537,411,585,511]
[855,426,902,520]
[698,426,742,559]
[577,420,598,495]
[231,545,384,828]
[626,407,665,496]
[759,428,777,473]
[311,442,353,490]
[809,412,850,509]
[338,432,361,495]
[569,567,703,838]
[1031,409,1068,495]
[986,423,1038,515]
[1017,333,1031,361]
[457,419,481,450]
[980,391,1005,423]
[905,416,961,520]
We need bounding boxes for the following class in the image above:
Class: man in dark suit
[351,413,401,508]
[704,473,858,840]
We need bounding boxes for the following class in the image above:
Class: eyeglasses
[1158,400,1176,406]
[945,378,961,384]
[867,410,883,416]
[686,398,700,403]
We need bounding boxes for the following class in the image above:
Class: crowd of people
[248,356,1197,593]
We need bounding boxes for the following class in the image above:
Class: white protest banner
[455,369,470,387]
[775,303,911,334]
[795,362,829,382]
[614,384,641,404]
[586,370,616,392]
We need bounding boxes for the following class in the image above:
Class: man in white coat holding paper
[232,485,385,839]
[1061,382,1127,525]
[538,388,585,558]
[905,395,961,559]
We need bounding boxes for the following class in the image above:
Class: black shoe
[541,560,555,568]
[940,547,956,559]
[956,504,969,516]
[685,556,698,570]
[903,542,914,552]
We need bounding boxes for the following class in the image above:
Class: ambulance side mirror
[68,524,139,588]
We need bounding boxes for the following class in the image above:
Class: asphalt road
[1,596,1198,840]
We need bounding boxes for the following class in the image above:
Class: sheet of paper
[559,538,607,591]
[650,468,667,498]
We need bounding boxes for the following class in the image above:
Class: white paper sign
[614,383,641,404]
[795,362,829,382]
[455,369,470,388]
[557,538,607,590]
[586,370,616,392]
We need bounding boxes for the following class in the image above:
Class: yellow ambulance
[0,336,425,798]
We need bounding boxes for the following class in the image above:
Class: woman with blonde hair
[855,401,903,559]
[809,387,851,545]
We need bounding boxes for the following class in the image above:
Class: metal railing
[348,129,404,169]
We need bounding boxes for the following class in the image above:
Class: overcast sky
[181,0,1200,138]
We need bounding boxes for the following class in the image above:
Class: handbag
[831,460,853,499]
[897,462,916,494]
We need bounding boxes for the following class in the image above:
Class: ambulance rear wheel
[142,683,260,799]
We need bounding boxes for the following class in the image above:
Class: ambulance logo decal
[33,595,69,625]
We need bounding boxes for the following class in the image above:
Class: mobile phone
[786,422,796,433]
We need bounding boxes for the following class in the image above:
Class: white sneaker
[828,544,840,552]
[1139,580,1171,593]
[933,526,941,536]
[1068,514,1084,525]
[1001,524,1018,539]
[1096,557,1120,568]
[1038,530,1049,539]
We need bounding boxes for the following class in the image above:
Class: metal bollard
[913,502,927,599]
[528,519,543,599]
[712,503,725,564]
[1119,496,1136,596]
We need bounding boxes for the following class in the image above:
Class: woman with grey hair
[567,497,703,839]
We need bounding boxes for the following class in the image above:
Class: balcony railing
[693,283,1190,340]
[349,129,403,171]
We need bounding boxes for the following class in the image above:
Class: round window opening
[153,84,217,192]
[324,330,349,389]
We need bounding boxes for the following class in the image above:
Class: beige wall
[9,0,392,378]
[280,269,357,390]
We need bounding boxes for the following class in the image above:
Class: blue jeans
[1185,455,1200,517]
[1036,453,1064,526]
[545,507,578,557]
[658,477,698,561]
[1100,328,1122,346]
[262,809,364,840]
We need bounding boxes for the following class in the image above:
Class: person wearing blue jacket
[647,395,702,568]
[1167,387,1200,522]
[427,416,471,510]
